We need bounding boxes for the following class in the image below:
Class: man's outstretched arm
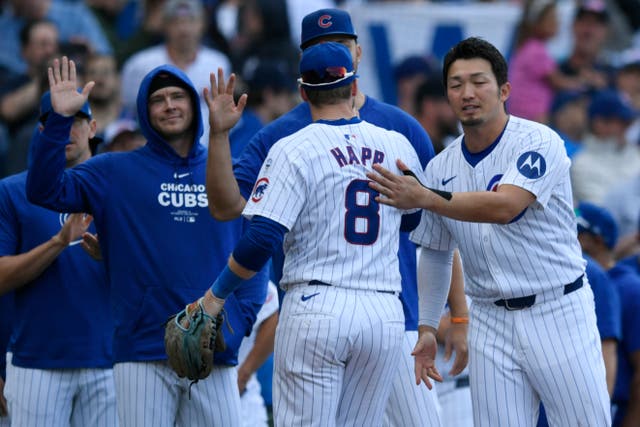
[204,68,248,221]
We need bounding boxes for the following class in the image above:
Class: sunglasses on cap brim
[298,66,355,87]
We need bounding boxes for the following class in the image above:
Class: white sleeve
[417,246,454,329]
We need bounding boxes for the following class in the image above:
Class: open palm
[47,56,94,117]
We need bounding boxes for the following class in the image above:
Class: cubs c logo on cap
[318,14,332,28]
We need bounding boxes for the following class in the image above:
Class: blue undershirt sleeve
[211,216,288,299]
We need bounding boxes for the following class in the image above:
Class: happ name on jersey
[330,144,385,168]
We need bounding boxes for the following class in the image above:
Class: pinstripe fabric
[469,285,610,426]
[410,116,610,426]
[383,330,442,427]
[113,361,240,427]
[243,120,425,293]
[411,117,585,301]
[273,285,404,427]
[4,353,117,427]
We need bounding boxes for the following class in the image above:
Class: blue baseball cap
[298,42,357,90]
[39,90,92,124]
[575,202,618,249]
[300,8,357,49]
[588,90,637,122]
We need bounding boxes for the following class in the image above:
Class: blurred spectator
[549,90,589,158]
[508,0,586,124]
[99,118,146,153]
[602,173,640,258]
[576,202,640,427]
[229,0,299,85]
[0,0,112,75]
[559,0,616,92]
[83,53,125,140]
[120,0,231,145]
[571,89,640,204]
[86,0,142,68]
[413,75,459,154]
[229,61,298,159]
[615,59,640,145]
[114,0,166,68]
[0,19,59,176]
[394,54,438,117]
[574,204,623,396]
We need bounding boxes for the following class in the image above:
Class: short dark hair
[19,19,56,48]
[442,37,508,88]
[304,85,352,107]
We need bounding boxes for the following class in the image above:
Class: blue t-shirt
[608,263,640,404]
[584,255,621,341]
[233,97,435,330]
[0,172,112,369]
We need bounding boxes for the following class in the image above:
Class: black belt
[494,275,583,311]
[455,376,470,389]
[309,280,397,295]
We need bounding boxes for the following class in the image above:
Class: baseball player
[0,93,116,427]
[185,41,427,426]
[25,57,268,426]
[205,8,468,426]
[237,281,279,427]
[367,37,610,426]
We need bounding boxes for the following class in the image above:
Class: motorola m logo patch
[516,151,546,179]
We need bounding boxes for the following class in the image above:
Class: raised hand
[47,56,94,117]
[203,68,248,135]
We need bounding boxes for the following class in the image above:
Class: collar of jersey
[315,116,362,126]
[461,117,509,167]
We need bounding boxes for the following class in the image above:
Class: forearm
[206,131,246,221]
[238,314,277,381]
[623,372,640,427]
[601,339,617,397]
[0,235,68,294]
[422,188,529,224]
[417,247,454,329]
[0,81,40,122]
[446,250,467,317]
[26,113,74,208]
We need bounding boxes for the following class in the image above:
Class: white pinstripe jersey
[411,116,585,301]
[243,118,424,292]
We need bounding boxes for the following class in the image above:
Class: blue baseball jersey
[233,97,435,329]
[608,263,640,405]
[26,65,267,365]
[584,254,621,341]
[0,172,112,369]
[618,254,640,276]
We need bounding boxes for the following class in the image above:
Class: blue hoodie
[27,65,267,364]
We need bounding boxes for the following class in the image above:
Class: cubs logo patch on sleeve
[251,177,270,203]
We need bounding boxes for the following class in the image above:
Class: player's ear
[89,118,98,138]
[351,80,357,97]
[300,86,308,102]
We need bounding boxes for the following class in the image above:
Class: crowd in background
[2,0,640,425]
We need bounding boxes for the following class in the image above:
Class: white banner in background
[347,2,575,103]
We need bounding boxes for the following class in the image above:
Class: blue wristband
[210,265,245,299]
